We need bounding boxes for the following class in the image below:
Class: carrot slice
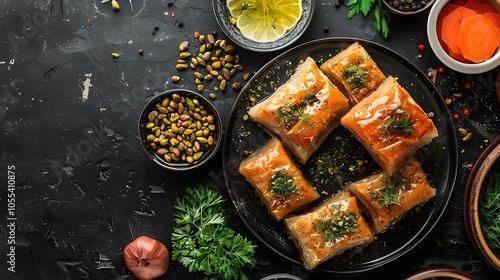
[442,6,478,54]
[437,3,461,48]
[475,3,497,13]
[464,0,493,11]
[448,48,473,63]
[457,14,500,62]
[483,11,500,29]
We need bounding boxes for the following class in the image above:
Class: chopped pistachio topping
[276,92,318,129]
[340,65,369,90]
[270,169,298,197]
[313,207,359,243]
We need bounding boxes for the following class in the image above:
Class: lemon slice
[226,0,303,43]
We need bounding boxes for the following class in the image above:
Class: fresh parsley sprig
[347,0,390,39]
[171,185,257,280]
[479,163,500,254]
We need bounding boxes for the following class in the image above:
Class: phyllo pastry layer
[348,156,437,234]
[340,76,438,176]
[284,194,374,270]
[239,138,321,221]
[248,56,350,164]
[320,42,386,103]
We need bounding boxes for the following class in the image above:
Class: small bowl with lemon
[213,0,315,52]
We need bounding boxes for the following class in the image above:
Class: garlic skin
[124,236,170,280]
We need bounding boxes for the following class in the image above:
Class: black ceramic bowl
[138,89,222,171]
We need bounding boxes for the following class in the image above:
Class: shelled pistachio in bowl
[138,89,222,171]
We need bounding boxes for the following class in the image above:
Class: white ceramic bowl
[427,0,500,74]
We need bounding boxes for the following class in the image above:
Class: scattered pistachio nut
[458,127,468,135]
[176,63,188,70]
[173,33,246,94]
[179,41,189,52]
[462,132,473,141]
[112,0,120,11]
[180,52,191,59]
[207,34,215,44]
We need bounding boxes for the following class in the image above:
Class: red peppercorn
[464,82,472,89]
[438,67,445,73]
[418,44,425,51]
[453,113,460,119]
[463,108,470,115]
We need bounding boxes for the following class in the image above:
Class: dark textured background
[1,0,499,279]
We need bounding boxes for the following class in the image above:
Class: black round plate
[222,38,458,273]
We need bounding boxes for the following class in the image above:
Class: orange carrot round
[442,6,477,54]
[483,11,500,30]
[457,14,500,63]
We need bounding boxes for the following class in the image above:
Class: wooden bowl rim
[464,135,500,270]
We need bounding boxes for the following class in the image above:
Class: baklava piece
[340,76,438,176]
[320,42,386,103]
[239,138,321,221]
[348,156,437,234]
[248,57,350,164]
[284,193,374,270]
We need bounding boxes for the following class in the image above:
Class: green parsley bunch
[171,185,257,280]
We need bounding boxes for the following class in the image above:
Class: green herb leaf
[373,1,390,39]
[347,0,390,39]
[479,161,500,254]
[171,185,257,279]
[369,175,410,207]
[380,108,414,141]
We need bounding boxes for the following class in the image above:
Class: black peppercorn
[324,26,329,33]
[168,0,173,7]
[154,25,159,31]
